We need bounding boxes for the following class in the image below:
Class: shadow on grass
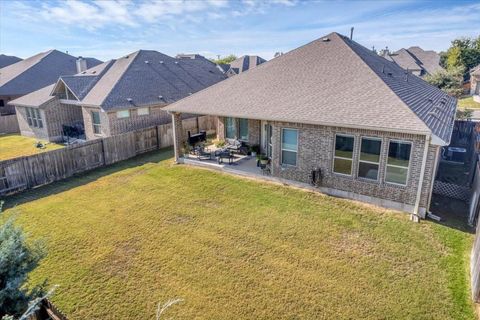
[429,194,474,234]
[2,148,174,210]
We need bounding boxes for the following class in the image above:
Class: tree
[0,219,45,318]
[211,54,237,65]
[424,66,464,97]
[445,35,480,80]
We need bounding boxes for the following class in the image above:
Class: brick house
[10,50,226,141]
[379,46,443,77]
[166,32,457,219]
[0,49,101,115]
[472,65,480,103]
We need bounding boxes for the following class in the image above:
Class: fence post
[101,138,106,166]
[156,125,160,149]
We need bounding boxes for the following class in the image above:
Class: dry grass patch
[1,149,476,319]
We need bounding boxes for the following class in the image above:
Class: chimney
[350,27,354,40]
[76,57,87,73]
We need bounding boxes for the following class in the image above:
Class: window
[281,128,298,166]
[333,134,354,175]
[385,141,411,185]
[116,110,130,119]
[225,117,236,139]
[26,107,43,128]
[0,100,4,107]
[239,118,249,141]
[91,111,101,134]
[358,137,381,180]
[137,107,150,116]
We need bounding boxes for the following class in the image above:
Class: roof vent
[175,61,179,64]
[322,37,330,42]
[158,95,163,100]
[387,72,393,76]
[160,61,164,64]
[92,71,96,74]
[145,60,149,64]
[188,92,192,95]
[127,98,133,102]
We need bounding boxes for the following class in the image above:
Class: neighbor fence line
[0,115,216,196]
[0,114,20,134]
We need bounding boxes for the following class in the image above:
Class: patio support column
[412,134,431,222]
[171,112,183,163]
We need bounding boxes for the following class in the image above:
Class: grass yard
[1,149,476,319]
[458,96,480,109]
[0,134,63,161]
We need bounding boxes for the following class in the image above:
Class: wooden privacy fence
[0,114,20,134]
[0,115,216,196]
[472,219,480,302]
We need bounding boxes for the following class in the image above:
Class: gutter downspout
[426,146,441,212]
[412,134,431,222]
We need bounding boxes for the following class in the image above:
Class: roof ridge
[337,34,431,134]
[96,51,140,107]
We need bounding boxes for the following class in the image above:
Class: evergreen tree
[0,219,45,318]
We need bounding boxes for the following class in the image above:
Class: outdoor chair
[225,138,248,155]
[260,159,271,175]
[215,149,234,165]
[194,146,212,160]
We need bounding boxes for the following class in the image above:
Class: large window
[358,137,381,180]
[333,134,354,175]
[239,118,249,141]
[116,110,130,119]
[137,107,149,116]
[26,107,43,128]
[91,111,101,134]
[225,117,236,139]
[386,141,411,185]
[281,128,298,166]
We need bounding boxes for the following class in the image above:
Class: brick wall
[15,105,49,140]
[107,105,170,136]
[82,106,110,140]
[216,116,261,145]
[269,121,438,214]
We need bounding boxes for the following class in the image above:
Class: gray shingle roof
[166,32,456,145]
[0,54,22,68]
[8,84,56,108]
[80,50,226,110]
[380,46,443,77]
[227,55,266,75]
[0,50,102,96]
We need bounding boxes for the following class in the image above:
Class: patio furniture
[193,146,212,160]
[260,159,271,175]
[225,138,248,155]
[215,149,234,164]
[188,131,207,146]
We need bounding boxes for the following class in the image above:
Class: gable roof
[166,32,456,145]
[0,54,22,68]
[227,55,266,75]
[380,46,443,76]
[8,84,56,108]
[0,50,102,96]
[78,50,226,110]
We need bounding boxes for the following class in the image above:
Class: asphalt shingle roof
[227,55,266,75]
[0,54,22,68]
[81,50,226,110]
[380,47,443,76]
[0,50,102,96]
[166,32,456,145]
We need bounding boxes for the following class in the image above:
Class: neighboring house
[0,54,22,68]
[472,65,480,103]
[166,32,457,219]
[10,50,226,142]
[224,55,266,77]
[0,49,101,115]
[380,46,443,77]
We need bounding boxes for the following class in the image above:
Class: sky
[0,0,479,62]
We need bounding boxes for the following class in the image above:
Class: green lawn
[0,134,64,161]
[1,149,476,319]
[458,96,480,109]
